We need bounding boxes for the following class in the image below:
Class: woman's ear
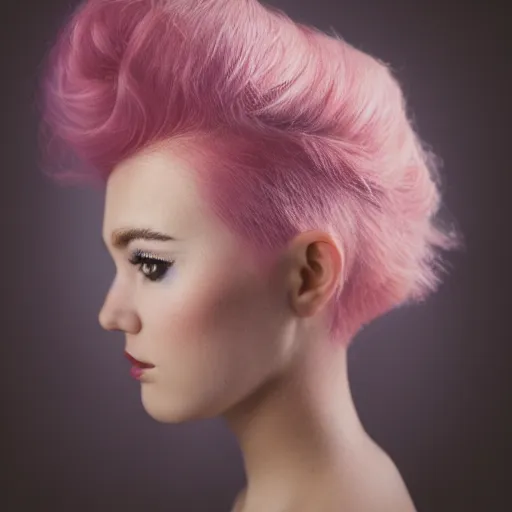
[285,230,344,318]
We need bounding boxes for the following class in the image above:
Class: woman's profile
[36,0,463,511]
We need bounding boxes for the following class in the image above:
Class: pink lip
[124,351,155,369]
[130,366,152,380]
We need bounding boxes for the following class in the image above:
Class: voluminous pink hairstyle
[37,0,463,344]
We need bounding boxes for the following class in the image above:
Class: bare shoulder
[376,456,417,511]
[345,442,418,512]
[229,443,416,512]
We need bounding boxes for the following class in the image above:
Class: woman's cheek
[145,277,229,355]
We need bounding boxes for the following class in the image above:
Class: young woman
[37,1,462,510]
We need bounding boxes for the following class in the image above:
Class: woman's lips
[124,351,155,369]
[130,366,152,380]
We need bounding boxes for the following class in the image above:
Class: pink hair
[37,0,463,344]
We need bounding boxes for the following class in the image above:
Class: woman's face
[99,143,296,423]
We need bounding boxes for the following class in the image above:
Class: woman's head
[99,140,327,422]
[38,0,462,349]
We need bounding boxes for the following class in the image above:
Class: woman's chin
[140,388,220,423]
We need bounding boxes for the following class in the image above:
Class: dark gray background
[1,1,509,511]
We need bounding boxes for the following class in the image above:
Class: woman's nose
[98,287,141,333]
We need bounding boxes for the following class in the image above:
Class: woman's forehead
[101,147,241,254]
[104,149,204,222]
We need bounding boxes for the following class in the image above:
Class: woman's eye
[129,254,174,282]
[140,259,170,282]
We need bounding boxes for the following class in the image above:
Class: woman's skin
[99,139,417,512]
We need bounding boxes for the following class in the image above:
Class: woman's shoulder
[228,440,416,512]
[344,439,417,512]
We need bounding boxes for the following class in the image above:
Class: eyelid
[128,248,174,264]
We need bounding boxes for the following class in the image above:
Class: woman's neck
[223,333,370,511]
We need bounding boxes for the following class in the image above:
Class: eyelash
[128,249,175,283]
